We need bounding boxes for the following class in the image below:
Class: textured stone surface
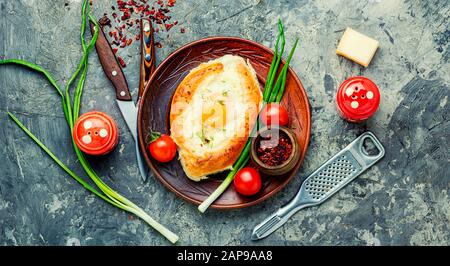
[0,0,449,246]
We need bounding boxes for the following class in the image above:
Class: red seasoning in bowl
[256,130,293,166]
[251,126,300,176]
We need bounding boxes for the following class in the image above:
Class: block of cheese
[336,27,379,67]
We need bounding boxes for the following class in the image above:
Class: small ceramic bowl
[251,126,300,176]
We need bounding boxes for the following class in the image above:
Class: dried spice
[101,0,182,67]
[98,14,111,27]
[256,131,293,167]
[117,56,127,68]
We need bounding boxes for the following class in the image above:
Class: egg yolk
[202,101,227,129]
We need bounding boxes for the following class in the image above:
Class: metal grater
[251,131,385,240]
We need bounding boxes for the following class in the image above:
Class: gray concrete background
[0,0,449,245]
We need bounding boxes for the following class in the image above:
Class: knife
[89,21,148,182]
[138,18,156,97]
[136,18,156,182]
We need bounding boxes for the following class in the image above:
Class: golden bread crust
[170,55,262,181]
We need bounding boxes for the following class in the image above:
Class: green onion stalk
[1,0,178,244]
[198,20,299,213]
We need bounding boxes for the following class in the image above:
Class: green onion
[9,112,179,243]
[7,112,116,205]
[269,37,299,103]
[198,21,299,213]
[1,0,178,244]
[0,59,69,122]
[262,20,285,102]
[73,2,95,120]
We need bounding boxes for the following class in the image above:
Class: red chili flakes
[117,56,127,68]
[167,0,176,7]
[256,131,293,167]
[121,10,131,20]
[101,0,181,67]
[180,27,185,33]
[117,0,126,8]
[164,23,173,31]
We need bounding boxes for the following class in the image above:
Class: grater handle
[251,196,311,240]
[278,199,309,219]
[273,185,315,224]
[251,202,309,241]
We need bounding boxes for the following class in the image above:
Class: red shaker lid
[336,76,380,122]
[73,111,119,156]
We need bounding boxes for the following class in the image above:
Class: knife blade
[116,100,138,141]
[90,21,148,182]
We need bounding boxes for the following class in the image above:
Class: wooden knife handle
[90,21,132,101]
[138,19,156,98]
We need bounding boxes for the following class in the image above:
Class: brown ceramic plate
[138,36,310,209]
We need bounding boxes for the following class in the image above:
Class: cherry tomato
[148,134,177,163]
[260,103,289,126]
[233,167,262,196]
